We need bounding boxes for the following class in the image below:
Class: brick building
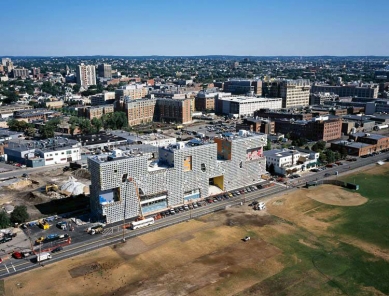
[236,118,274,134]
[154,98,192,124]
[78,105,114,120]
[275,116,342,141]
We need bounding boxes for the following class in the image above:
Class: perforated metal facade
[88,133,267,224]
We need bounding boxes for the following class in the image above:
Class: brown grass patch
[306,185,368,206]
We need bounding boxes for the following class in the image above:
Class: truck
[39,220,50,230]
[87,225,104,235]
[254,202,266,211]
[36,252,52,262]
[56,221,67,230]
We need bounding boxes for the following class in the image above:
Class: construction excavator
[45,184,59,193]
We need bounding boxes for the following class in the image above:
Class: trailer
[36,252,52,262]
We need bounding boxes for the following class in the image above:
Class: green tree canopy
[0,212,10,228]
[10,205,29,224]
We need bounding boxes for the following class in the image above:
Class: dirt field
[4,164,389,295]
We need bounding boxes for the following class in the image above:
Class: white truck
[254,202,266,211]
[36,252,52,262]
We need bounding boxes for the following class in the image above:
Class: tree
[79,119,92,134]
[316,141,326,150]
[325,149,336,164]
[91,117,102,133]
[10,205,29,224]
[264,140,272,151]
[0,212,10,228]
[340,146,348,159]
[39,125,55,139]
[25,127,36,137]
[72,84,81,93]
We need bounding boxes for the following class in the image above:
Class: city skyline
[2,0,388,56]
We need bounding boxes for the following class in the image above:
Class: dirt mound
[72,168,91,179]
[6,179,32,190]
[305,185,367,206]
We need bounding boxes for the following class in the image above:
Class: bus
[130,217,155,230]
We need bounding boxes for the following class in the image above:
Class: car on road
[324,173,331,177]
[51,246,63,253]
[0,236,12,244]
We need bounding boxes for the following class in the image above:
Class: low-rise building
[13,109,60,122]
[264,148,319,175]
[0,105,33,119]
[236,118,274,134]
[331,133,389,156]
[110,131,176,147]
[45,100,64,109]
[215,94,282,117]
[4,138,81,167]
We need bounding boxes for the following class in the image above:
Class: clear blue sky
[1,0,388,56]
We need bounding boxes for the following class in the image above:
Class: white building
[38,146,81,166]
[215,94,282,117]
[76,64,96,87]
[110,130,176,147]
[264,148,319,175]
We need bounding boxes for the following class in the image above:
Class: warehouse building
[88,131,267,224]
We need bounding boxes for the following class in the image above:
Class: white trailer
[36,252,52,262]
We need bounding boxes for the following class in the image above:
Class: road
[0,163,67,179]
[0,151,387,278]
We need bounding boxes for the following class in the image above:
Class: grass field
[5,164,389,296]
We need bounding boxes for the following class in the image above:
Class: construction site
[0,166,91,221]
[3,163,389,296]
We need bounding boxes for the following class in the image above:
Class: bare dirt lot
[4,164,389,295]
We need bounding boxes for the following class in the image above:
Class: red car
[12,252,22,259]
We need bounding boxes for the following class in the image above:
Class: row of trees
[68,112,128,135]
[39,117,61,139]
[7,119,35,136]
[0,205,29,228]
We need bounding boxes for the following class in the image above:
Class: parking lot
[154,183,271,219]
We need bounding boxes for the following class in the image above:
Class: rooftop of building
[332,140,372,148]
[217,95,282,103]
[351,132,388,140]
[6,137,79,152]
[264,148,312,158]
[109,131,175,142]
[67,132,128,145]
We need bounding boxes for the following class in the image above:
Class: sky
[1,0,388,56]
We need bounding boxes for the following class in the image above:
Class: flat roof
[333,140,372,148]
[218,96,282,103]
[264,149,307,158]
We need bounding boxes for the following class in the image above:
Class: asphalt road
[0,151,388,278]
[0,163,67,179]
